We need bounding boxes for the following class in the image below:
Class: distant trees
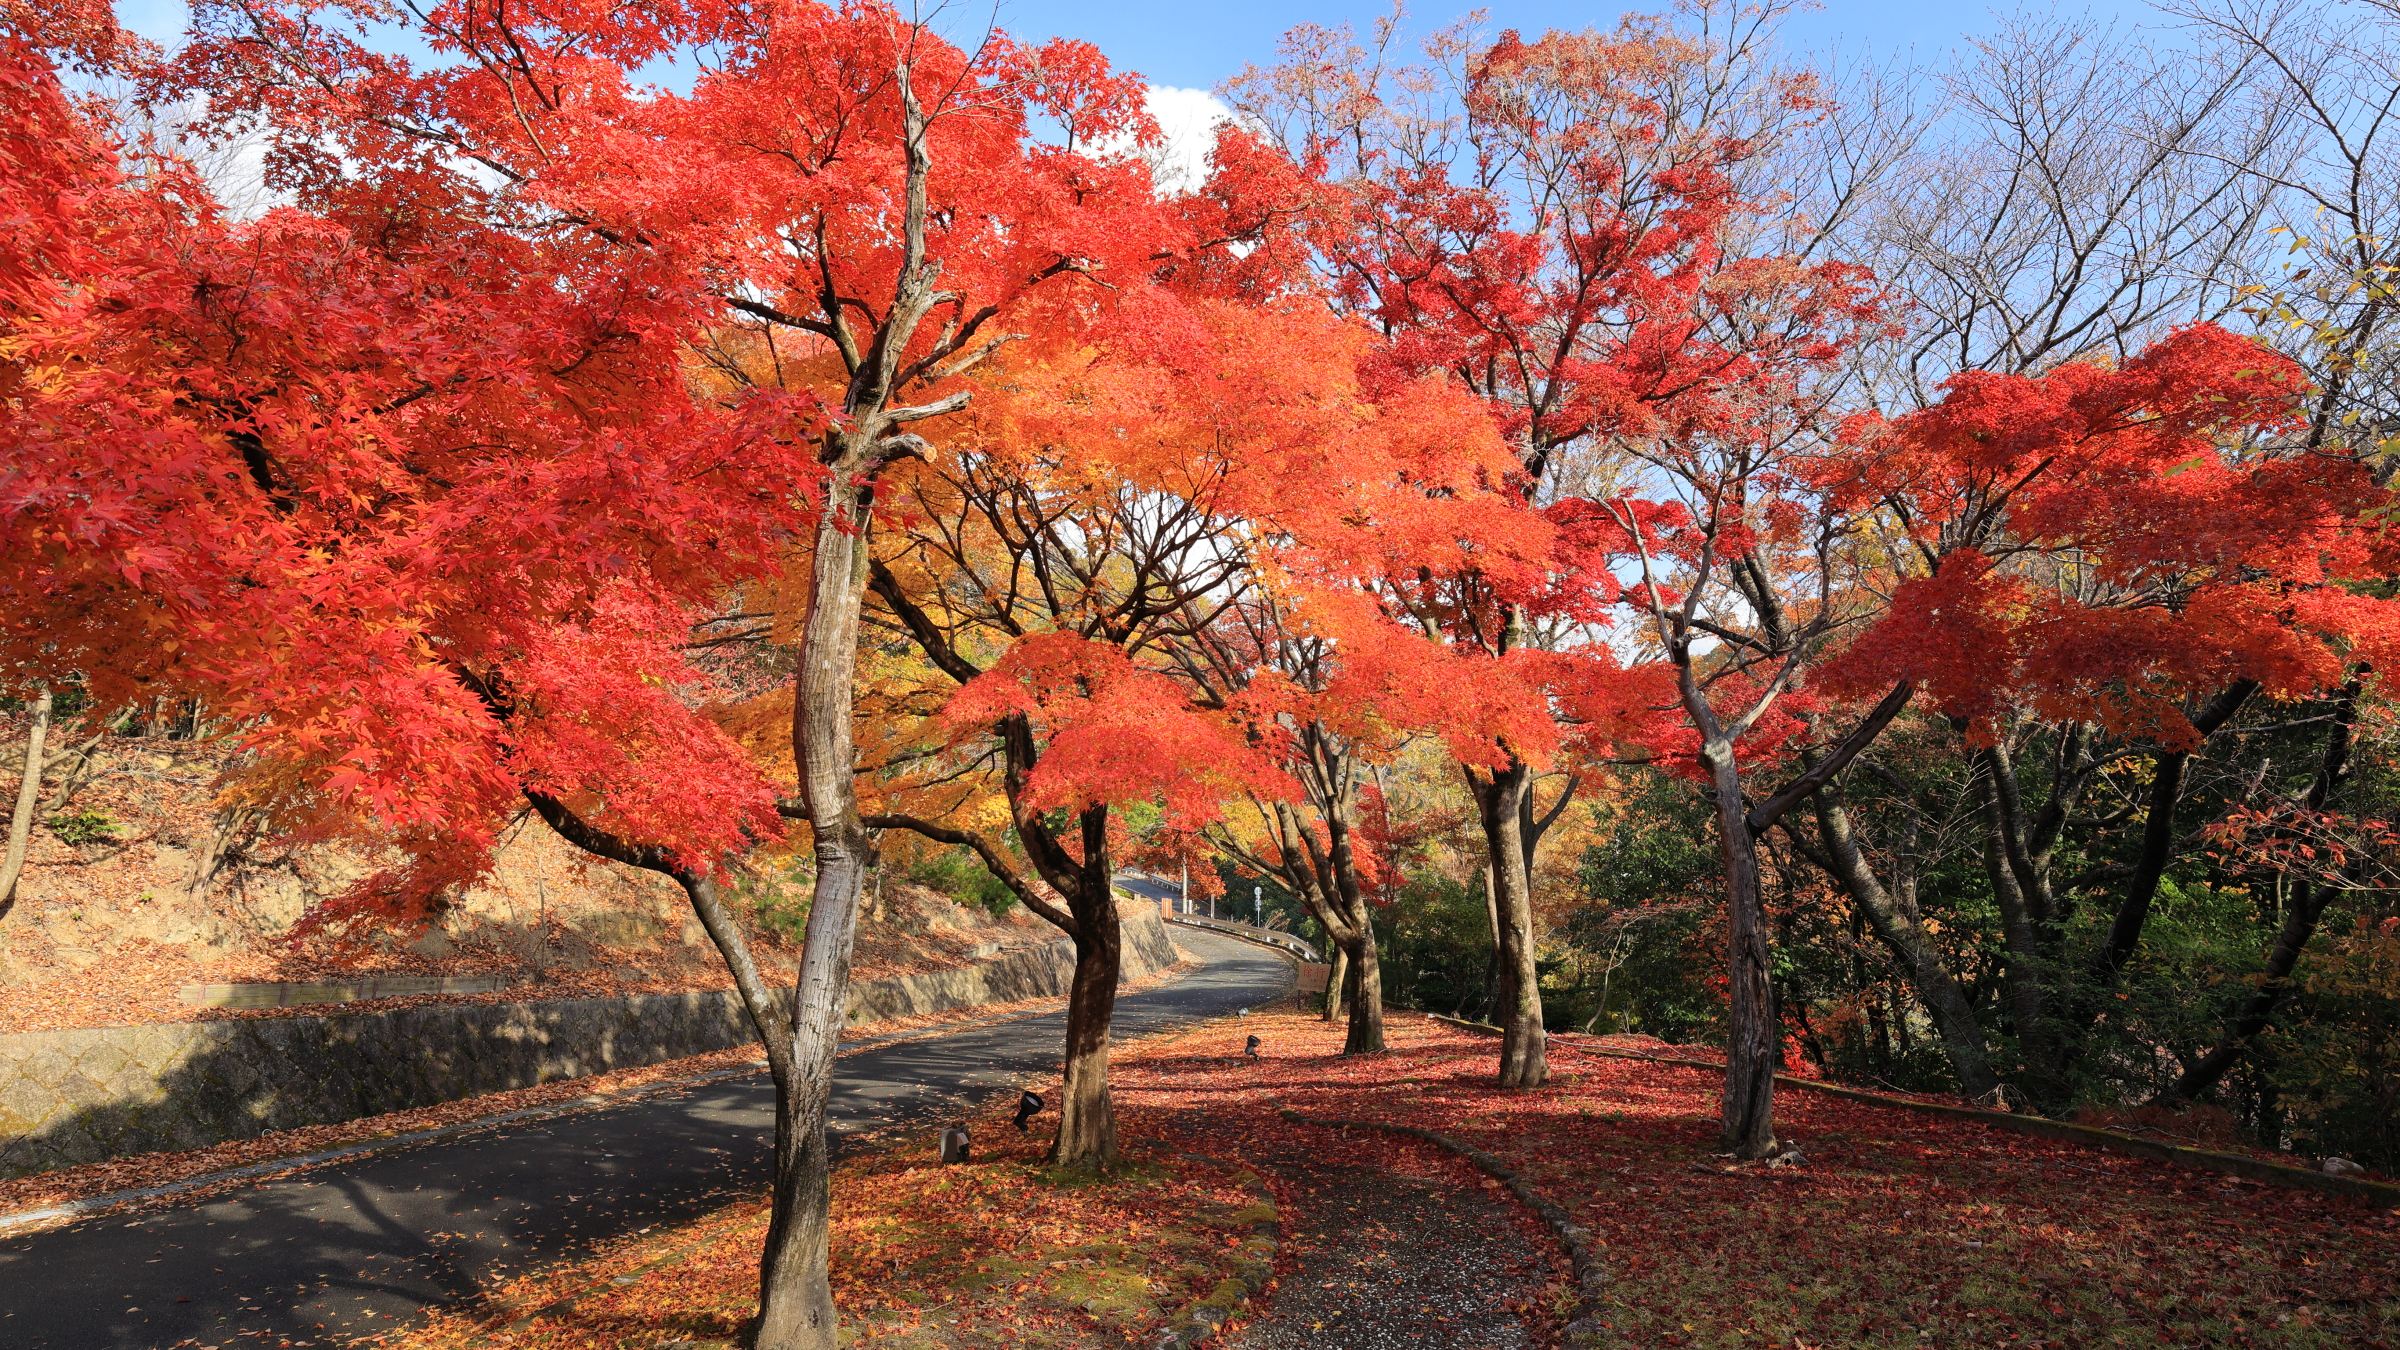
[1213,0,2400,1160]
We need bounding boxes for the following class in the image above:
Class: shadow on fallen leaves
[1107,1011,2400,1350]
[384,1098,1261,1350]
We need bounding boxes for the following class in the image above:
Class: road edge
[0,947,1237,1235]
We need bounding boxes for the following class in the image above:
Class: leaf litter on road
[378,1091,1263,1350]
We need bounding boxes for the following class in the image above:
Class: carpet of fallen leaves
[1104,1011,2400,1350]
[1558,1034,2335,1174]
[386,1099,1266,1350]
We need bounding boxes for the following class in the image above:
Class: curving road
[0,929,1292,1348]
[1114,873,1185,910]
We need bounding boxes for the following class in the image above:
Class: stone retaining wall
[0,905,1180,1179]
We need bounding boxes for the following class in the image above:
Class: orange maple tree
[1223,16,1885,1097]
[859,293,1533,1147]
[14,0,1206,1343]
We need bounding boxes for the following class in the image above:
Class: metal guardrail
[1164,912,1320,963]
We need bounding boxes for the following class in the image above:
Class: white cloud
[1140,85,1236,195]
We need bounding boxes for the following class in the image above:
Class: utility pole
[1180,858,1188,916]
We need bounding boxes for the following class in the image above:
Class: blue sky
[115,0,2148,92]
[934,0,2149,91]
[113,0,2152,198]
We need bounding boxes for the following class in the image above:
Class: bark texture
[757,438,901,1347]
[1054,877,1123,1166]
[1468,761,1546,1087]
[1701,739,1778,1158]
[1,687,53,913]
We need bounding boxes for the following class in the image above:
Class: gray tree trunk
[1471,762,1547,1088]
[754,454,885,1350]
[1,688,54,912]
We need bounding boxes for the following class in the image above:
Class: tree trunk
[2163,878,2332,1105]
[2089,681,2259,989]
[2163,677,2360,1106]
[1341,912,1387,1054]
[754,454,884,1350]
[1701,739,1778,1159]
[1051,892,1122,1168]
[1477,860,1502,1022]
[1,688,54,912]
[186,803,260,903]
[1322,944,1348,1021]
[860,800,1125,1168]
[1794,793,1999,1097]
[40,713,124,815]
[1312,784,1389,1055]
[1972,763,2072,1110]
[1470,762,1547,1088]
[752,822,871,1350]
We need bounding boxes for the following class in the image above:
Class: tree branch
[862,811,1076,935]
[1746,682,1916,836]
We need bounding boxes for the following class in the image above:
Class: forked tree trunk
[1251,789,1386,1054]
[1972,766,2072,1110]
[1320,795,1387,1056]
[1700,739,1778,1159]
[1471,761,1547,1088]
[1,688,54,912]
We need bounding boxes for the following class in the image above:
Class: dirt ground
[0,722,1051,1034]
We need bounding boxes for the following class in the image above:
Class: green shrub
[905,849,1019,918]
[738,860,812,941]
[48,807,120,846]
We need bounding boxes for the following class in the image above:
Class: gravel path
[1228,1133,1550,1350]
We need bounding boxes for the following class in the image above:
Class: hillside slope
[0,722,1051,1034]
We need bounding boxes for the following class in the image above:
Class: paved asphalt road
[1112,874,1181,909]
[0,926,1291,1349]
